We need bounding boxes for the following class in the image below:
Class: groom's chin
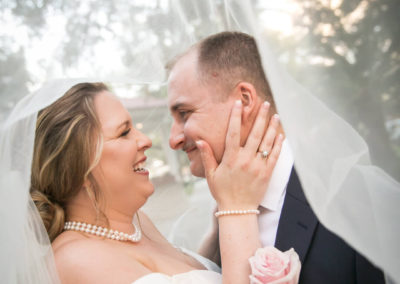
[189,161,206,178]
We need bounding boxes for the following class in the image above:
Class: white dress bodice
[132,248,222,284]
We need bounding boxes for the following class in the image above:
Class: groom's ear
[235,82,259,125]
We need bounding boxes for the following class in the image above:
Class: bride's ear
[82,179,94,196]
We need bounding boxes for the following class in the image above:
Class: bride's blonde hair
[30,82,107,242]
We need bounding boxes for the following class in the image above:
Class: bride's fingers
[264,134,284,175]
[224,100,242,158]
[243,101,270,155]
[196,140,218,179]
[258,114,280,157]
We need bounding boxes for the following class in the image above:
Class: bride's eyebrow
[116,120,130,131]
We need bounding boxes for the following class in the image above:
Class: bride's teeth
[133,162,147,172]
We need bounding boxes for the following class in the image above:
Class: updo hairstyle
[30,82,108,241]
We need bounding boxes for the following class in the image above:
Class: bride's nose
[137,130,152,150]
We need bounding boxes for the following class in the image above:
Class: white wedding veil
[0,80,86,283]
[1,0,399,283]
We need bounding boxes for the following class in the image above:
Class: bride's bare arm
[196,100,283,284]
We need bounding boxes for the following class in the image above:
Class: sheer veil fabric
[0,79,95,283]
[0,0,399,283]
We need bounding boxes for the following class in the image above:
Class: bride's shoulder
[52,232,150,284]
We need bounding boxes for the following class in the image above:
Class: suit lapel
[275,169,318,262]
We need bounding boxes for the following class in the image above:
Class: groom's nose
[169,122,184,150]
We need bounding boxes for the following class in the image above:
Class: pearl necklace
[64,221,142,242]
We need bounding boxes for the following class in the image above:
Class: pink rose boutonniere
[249,247,301,284]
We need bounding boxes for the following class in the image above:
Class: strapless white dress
[132,248,222,284]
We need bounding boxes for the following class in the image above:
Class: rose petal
[268,249,301,284]
[249,247,292,283]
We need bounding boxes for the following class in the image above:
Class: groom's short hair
[168,31,274,105]
[198,31,273,102]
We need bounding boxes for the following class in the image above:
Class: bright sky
[1,0,361,96]
[256,0,300,37]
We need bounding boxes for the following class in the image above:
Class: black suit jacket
[275,169,385,284]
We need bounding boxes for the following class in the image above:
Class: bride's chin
[138,184,155,204]
[146,185,155,197]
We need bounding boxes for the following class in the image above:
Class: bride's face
[91,91,154,212]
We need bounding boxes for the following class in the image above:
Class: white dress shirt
[258,139,294,247]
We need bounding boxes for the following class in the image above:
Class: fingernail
[263,101,270,108]
[195,140,203,147]
[235,100,242,108]
[273,114,280,121]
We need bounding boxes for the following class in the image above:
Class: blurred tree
[259,0,400,176]
[0,46,30,119]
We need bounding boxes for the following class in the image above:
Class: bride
[29,82,298,283]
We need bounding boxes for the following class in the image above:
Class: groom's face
[167,52,236,178]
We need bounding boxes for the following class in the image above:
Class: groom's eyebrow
[170,102,188,112]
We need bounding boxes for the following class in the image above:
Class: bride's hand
[196,100,283,210]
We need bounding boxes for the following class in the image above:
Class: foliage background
[1,0,399,249]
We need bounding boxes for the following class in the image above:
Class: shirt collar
[259,139,294,211]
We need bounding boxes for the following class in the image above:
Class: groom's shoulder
[301,221,385,284]
[282,170,384,283]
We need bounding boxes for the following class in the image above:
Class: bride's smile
[91,90,154,212]
[44,84,213,283]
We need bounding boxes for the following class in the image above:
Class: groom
[166,31,384,283]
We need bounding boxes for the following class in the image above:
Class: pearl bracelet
[215,209,260,218]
